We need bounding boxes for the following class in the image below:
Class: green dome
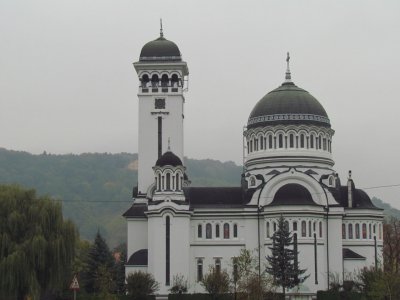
[140,36,181,62]
[247,82,330,129]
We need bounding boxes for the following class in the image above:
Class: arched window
[250,140,253,152]
[151,74,159,87]
[215,258,221,273]
[355,223,360,239]
[175,173,180,190]
[293,221,298,231]
[266,222,270,238]
[223,223,230,239]
[260,136,264,150]
[171,74,179,87]
[273,222,277,232]
[278,134,283,148]
[216,224,220,238]
[141,74,150,87]
[161,74,169,87]
[197,224,202,238]
[308,221,312,237]
[342,224,346,239]
[254,138,258,151]
[300,134,305,148]
[318,136,322,149]
[313,221,316,232]
[197,259,203,281]
[379,224,382,240]
[289,134,294,148]
[323,138,327,151]
[319,221,323,238]
[310,135,314,148]
[284,221,289,231]
[373,224,376,235]
[166,173,171,190]
[369,224,372,239]
[268,135,273,149]
[301,221,306,237]
[206,223,212,239]
[158,173,161,190]
[329,176,333,186]
[233,224,238,238]
[362,223,367,239]
[348,224,353,239]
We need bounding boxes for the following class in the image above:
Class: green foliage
[356,267,400,300]
[126,271,159,299]
[316,290,365,300]
[0,149,242,246]
[266,215,308,295]
[201,267,230,300]
[0,184,77,300]
[232,249,276,300]
[169,274,189,294]
[84,231,115,294]
[113,243,127,295]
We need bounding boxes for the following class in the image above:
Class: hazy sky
[1,0,400,207]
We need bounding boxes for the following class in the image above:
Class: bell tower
[134,24,189,196]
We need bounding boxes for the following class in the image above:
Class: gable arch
[259,170,327,206]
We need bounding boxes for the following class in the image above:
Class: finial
[285,52,292,83]
[167,137,171,151]
[160,18,164,38]
[348,170,352,179]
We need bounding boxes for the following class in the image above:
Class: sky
[1,0,400,207]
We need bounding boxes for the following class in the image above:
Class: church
[123,28,383,299]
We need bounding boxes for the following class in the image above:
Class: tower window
[216,224,220,238]
[161,74,169,87]
[260,136,263,150]
[300,134,305,148]
[369,224,372,239]
[308,220,312,237]
[223,223,230,239]
[362,223,367,239]
[141,74,150,88]
[355,223,360,239]
[278,134,283,148]
[289,134,294,148]
[151,74,159,87]
[319,221,322,238]
[266,221,270,238]
[206,223,212,239]
[268,135,273,149]
[348,224,353,239]
[175,173,180,190]
[215,258,221,273]
[342,224,346,239]
[166,173,171,190]
[233,224,238,238]
[310,135,314,148]
[155,98,166,109]
[197,259,203,281]
[301,221,306,237]
[171,74,179,87]
[293,221,297,231]
[197,224,202,238]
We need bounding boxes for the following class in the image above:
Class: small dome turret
[155,151,183,167]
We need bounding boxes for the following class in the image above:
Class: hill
[0,148,242,246]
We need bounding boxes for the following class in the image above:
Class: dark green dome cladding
[140,36,182,62]
[248,82,330,128]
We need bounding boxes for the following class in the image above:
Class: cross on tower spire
[160,18,164,38]
[285,52,292,83]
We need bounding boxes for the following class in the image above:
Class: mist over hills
[0,148,396,246]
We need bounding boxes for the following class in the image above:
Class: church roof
[184,187,246,208]
[269,183,317,206]
[140,36,182,62]
[329,186,380,209]
[343,248,365,260]
[127,249,148,266]
[123,203,147,218]
[248,82,330,129]
[155,151,183,167]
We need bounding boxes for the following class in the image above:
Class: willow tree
[0,185,77,300]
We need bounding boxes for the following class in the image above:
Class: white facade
[124,32,383,299]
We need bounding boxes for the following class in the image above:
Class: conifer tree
[266,215,308,297]
[84,231,114,293]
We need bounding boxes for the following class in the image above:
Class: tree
[169,274,188,294]
[201,266,230,300]
[126,271,159,299]
[357,266,400,300]
[84,231,114,294]
[113,243,127,295]
[266,215,308,297]
[0,185,77,300]
[232,249,275,300]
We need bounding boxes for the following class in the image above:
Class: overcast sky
[1,0,399,207]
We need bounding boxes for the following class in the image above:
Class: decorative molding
[248,113,331,126]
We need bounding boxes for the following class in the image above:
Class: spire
[285,52,292,83]
[160,18,164,38]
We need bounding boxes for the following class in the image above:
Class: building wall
[127,218,148,258]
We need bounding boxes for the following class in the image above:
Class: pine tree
[266,215,308,297]
[84,231,114,293]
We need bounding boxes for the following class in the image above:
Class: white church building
[124,29,383,299]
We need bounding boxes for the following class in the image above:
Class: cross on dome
[285,52,292,83]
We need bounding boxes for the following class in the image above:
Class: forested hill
[0,148,242,247]
[0,148,396,246]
